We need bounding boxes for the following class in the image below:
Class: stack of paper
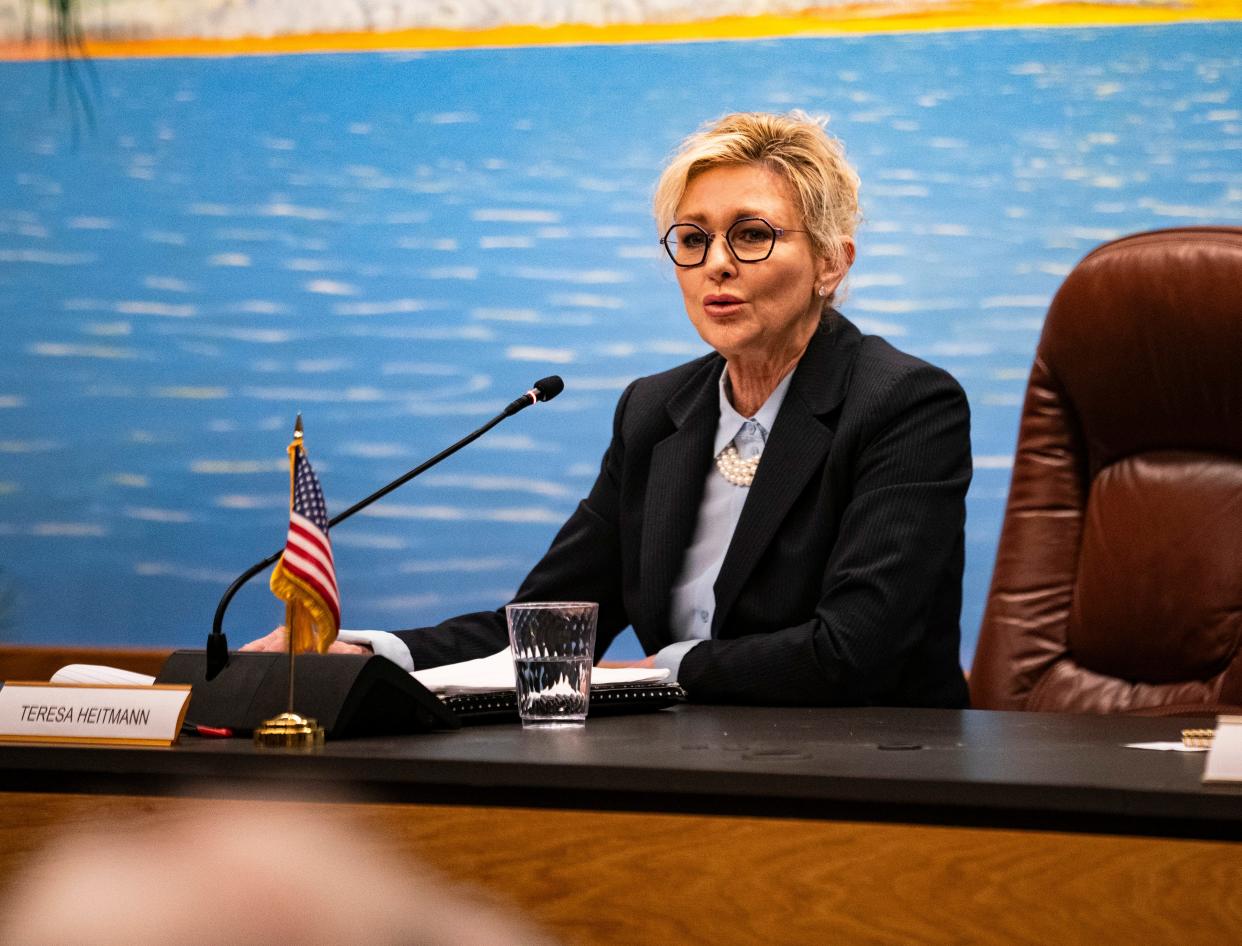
[412,647,668,696]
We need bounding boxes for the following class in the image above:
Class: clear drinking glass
[505,602,598,728]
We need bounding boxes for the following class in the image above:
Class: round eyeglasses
[660,216,808,268]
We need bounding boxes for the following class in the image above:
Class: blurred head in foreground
[0,807,559,946]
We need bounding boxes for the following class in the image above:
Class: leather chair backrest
[970,227,1242,714]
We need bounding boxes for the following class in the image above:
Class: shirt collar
[714,365,795,455]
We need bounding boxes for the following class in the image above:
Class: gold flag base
[253,712,325,750]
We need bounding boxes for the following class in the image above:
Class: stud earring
[817,285,827,298]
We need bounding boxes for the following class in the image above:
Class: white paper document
[1124,741,1207,752]
[412,647,668,696]
[50,664,157,686]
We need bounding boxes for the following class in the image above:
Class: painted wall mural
[1,3,1240,661]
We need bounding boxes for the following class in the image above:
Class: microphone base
[157,650,460,739]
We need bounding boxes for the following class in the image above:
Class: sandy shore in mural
[0,0,1229,56]
[2,1,926,41]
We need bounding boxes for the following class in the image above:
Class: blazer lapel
[712,320,860,632]
[640,359,722,642]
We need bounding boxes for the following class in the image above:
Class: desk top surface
[1,706,1238,836]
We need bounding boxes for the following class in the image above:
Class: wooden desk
[2,706,1240,945]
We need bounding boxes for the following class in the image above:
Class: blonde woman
[247,112,972,708]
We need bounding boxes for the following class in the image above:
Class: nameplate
[1202,715,1242,783]
[0,682,192,747]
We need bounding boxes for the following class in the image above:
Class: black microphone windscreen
[533,376,564,402]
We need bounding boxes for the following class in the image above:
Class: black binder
[443,681,686,725]
[156,650,460,738]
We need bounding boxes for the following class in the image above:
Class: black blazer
[396,315,971,707]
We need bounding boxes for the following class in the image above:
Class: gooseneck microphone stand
[205,376,565,679]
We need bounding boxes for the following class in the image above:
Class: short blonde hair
[653,111,860,281]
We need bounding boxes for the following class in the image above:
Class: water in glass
[514,656,591,726]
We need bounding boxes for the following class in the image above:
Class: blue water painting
[1,23,1240,661]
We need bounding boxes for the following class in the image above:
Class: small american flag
[269,441,340,650]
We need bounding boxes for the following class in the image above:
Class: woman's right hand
[239,626,290,653]
[239,626,371,655]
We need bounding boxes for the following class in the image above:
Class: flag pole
[284,417,302,715]
[285,600,296,715]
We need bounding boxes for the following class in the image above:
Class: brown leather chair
[970,226,1242,715]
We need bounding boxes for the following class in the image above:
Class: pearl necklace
[715,443,760,487]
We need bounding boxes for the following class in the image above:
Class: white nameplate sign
[1202,715,1242,783]
[0,682,192,747]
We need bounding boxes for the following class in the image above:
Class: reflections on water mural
[1,23,1240,660]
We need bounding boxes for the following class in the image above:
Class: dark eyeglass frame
[659,216,809,268]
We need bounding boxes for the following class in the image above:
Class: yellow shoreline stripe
[1,1,1240,60]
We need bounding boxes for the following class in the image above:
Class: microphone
[503,375,564,416]
[204,375,564,679]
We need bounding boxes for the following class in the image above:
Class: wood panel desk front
[1,706,1240,945]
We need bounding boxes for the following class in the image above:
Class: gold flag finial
[293,412,304,441]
